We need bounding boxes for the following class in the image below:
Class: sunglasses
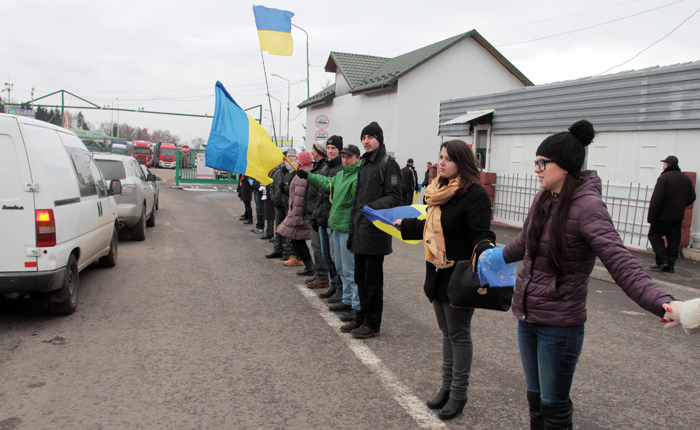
[534,159,555,171]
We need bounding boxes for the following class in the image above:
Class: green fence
[175,148,239,186]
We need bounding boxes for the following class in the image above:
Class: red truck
[131,141,152,166]
[154,142,178,169]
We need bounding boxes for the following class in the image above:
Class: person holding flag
[393,140,496,420]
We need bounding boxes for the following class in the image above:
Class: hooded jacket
[503,170,675,326]
[306,159,362,233]
[276,166,313,240]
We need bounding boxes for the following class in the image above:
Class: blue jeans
[319,226,341,290]
[331,230,360,309]
[518,321,585,405]
[311,230,328,278]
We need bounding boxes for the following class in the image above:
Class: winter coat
[263,184,275,220]
[402,165,418,194]
[312,155,343,227]
[422,169,431,187]
[303,158,327,218]
[306,159,362,233]
[502,170,675,327]
[349,144,404,256]
[238,176,252,202]
[647,165,696,223]
[276,166,313,240]
[271,165,293,211]
[401,183,495,303]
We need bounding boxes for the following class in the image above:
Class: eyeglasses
[534,159,555,171]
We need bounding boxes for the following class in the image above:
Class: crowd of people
[235,119,698,428]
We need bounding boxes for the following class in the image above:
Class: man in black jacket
[648,155,696,273]
[341,122,403,339]
[301,142,329,277]
[401,158,419,205]
[266,151,295,260]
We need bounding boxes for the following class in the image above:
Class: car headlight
[121,184,138,196]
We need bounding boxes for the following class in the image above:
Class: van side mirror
[146,174,157,182]
[109,180,122,195]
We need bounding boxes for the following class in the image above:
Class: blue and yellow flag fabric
[205,81,283,186]
[477,247,518,287]
[253,5,294,56]
[362,205,428,245]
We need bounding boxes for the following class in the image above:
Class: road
[1,167,698,430]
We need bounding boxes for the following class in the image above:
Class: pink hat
[297,151,313,169]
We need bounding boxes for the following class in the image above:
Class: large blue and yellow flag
[253,5,294,56]
[362,205,428,245]
[205,81,283,186]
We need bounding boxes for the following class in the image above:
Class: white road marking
[296,284,447,430]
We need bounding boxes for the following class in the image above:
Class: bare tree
[189,137,206,149]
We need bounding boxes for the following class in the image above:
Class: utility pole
[271,73,291,142]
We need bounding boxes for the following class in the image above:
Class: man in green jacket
[296,145,363,322]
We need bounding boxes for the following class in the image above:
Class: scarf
[423,176,460,269]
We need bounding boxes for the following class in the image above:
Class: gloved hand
[296,169,308,179]
[311,219,319,232]
[346,234,353,250]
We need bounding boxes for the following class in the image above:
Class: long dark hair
[526,174,581,276]
[437,140,481,197]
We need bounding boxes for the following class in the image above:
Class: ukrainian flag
[205,81,283,186]
[362,205,428,245]
[253,5,294,56]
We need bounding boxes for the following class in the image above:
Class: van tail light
[36,209,56,247]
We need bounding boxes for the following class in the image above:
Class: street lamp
[271,73,290,142]
[266,94,282,145]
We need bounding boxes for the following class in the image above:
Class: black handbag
[446,240,514,311]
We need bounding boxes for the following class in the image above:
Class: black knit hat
[360,121,383,144]
[326,135,343,151]
[536,120,595,176]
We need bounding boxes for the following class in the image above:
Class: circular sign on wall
[315,130,329,141]
[315,115,329,129]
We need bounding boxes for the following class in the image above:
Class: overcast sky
[2,0,699,145]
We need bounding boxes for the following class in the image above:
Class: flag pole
[282,153,297,172]
[260,51,279,145]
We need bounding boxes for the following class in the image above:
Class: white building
[298,30,532,168]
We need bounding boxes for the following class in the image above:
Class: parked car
[140,165,160,211]
[93,154,156,240]
[0,114,121,315]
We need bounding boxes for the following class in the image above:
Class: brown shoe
[340,321,361,333]
[283,256,303,266]
[307,278,330,289]
[305,276,317,284]
[351,325,380,339]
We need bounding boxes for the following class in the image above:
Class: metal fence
[493,174,652,249]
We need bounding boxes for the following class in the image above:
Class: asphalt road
[1,167,698,430]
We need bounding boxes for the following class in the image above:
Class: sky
[2,0,699,146]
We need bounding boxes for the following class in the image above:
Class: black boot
[541,401,573,430]
[527,391,545,430]
[296,261,315,276]
[426,389,450,409]
[438,397,466,420]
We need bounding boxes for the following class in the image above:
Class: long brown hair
[526,174,581,276]
[437,140,481,197]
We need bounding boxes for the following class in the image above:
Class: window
[87,158,108,197]
[65,147,97,197]
[475,129,488,169]
[95,159,127,180]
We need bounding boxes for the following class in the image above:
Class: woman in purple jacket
[502,120,678,430]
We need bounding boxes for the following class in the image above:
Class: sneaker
[319,287,335,299]
[340,321,361,333]
[265,252,283,259]
[340,310,356,322]
[283,256,303,266]
[329,303,352,312]
[351,325,380,339]
[327,290,343,303]
[307,278,330,289]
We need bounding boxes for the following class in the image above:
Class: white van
[0,114,121,315]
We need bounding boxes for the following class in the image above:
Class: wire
[496,0,685,47]
[593,5,700,76]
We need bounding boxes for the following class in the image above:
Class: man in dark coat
[266,152,295,260]
[341,121,403,339]
[238,175,253,224]
[647,155,696,273]
[401,158,419,205]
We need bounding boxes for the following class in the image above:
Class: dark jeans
[311,230,328,278]
[648,220,682,268]
[319,226,341,289]
[291,239,313,265]
[404,192,413,205]
[433,300,474,401]
[518,321,585,405]
[273,208,293,258]
[243,201,253,222]
[354,254,385,332]
[253,191,264,229]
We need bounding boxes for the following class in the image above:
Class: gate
[175,148,239,186]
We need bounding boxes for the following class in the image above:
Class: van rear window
[95,160,126,180]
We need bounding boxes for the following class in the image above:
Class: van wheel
[131,206,146,241]
[146,202,156,227]
[48,254,79,315]
[99,227,118,267]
